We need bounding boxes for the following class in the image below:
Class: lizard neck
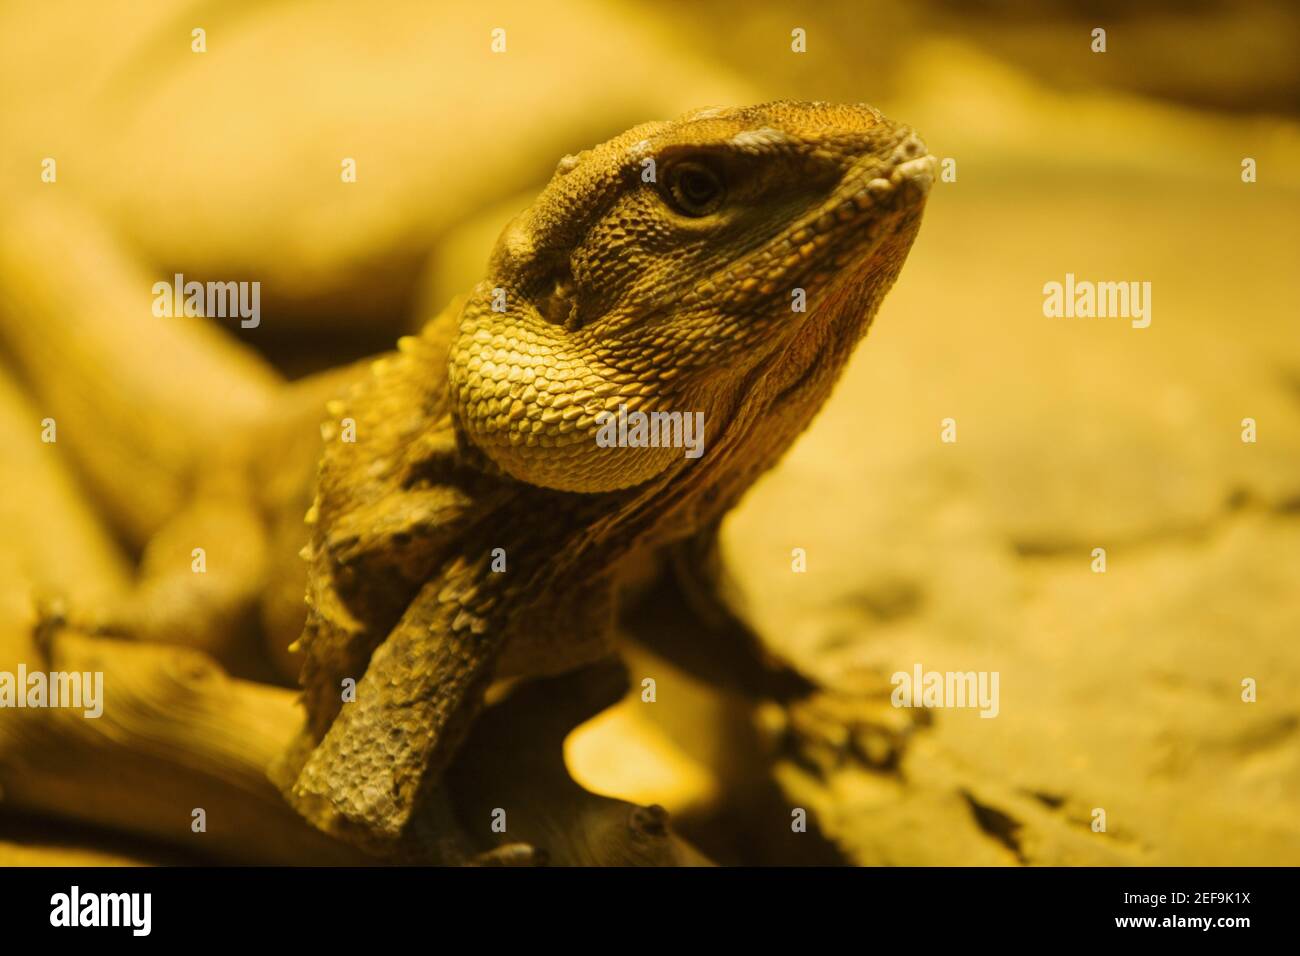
[447,293,699,494]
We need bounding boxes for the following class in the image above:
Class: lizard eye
[664,161,725,216]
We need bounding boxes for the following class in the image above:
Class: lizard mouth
[790,133,935,265]
[755,141,935,406]
[715,133,936,310]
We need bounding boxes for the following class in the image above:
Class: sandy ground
[709,42,1300,864]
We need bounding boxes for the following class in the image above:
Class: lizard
[1,100,934,859]
[272,100,935,854]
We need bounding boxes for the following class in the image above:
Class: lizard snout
[886,131,936,196]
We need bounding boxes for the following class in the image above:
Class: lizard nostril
[891,133,926,163]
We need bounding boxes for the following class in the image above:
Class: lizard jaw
[685,132,935,316]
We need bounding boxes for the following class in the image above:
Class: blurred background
[0,0,1297,865]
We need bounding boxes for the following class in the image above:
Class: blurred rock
[0,0,751,342]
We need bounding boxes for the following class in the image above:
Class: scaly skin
[273,101,935,854]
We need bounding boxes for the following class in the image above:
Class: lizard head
[449,100,934,494]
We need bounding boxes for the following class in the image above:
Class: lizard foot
[773,676,929,778]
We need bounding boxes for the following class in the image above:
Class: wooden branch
[446,660,713,866]
[0,625,710,865]
[0,195,282,546]
[0,628,371,864]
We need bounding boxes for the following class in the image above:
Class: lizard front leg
[273,551,507,853]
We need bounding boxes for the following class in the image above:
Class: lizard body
[276,101,934,852]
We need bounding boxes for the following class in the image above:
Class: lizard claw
[775,677,927,777]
